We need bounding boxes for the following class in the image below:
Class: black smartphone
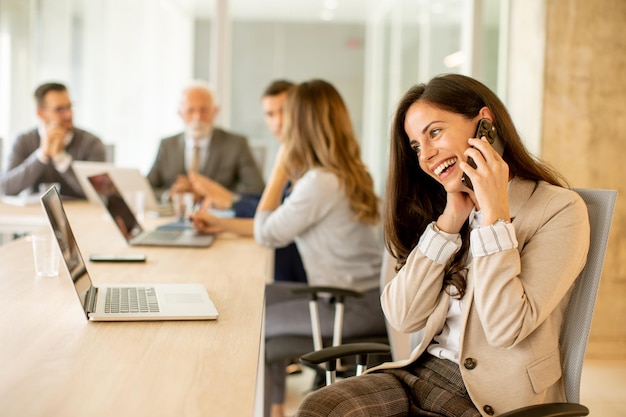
[461,119,504,190]
[89,253,147,263]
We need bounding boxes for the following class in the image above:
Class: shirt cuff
[417,222,462,265]
[52,151,72,173]
[36,148,49,164]
[470,221,518,257]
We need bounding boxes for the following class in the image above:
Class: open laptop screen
[87,173,143,240]
[40,187,92,317]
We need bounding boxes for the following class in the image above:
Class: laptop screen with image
[87,173,144,240]
[40,187,94,318]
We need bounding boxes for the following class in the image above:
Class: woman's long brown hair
[385,74,566,297]
[282,79,379,224]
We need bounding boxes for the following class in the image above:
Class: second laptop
[88,172,214,248]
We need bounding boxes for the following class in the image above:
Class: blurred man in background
[1,82,106,198]
[147,80,265,203]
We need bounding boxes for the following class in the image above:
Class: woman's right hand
[188,172,234,209]
[190,211,224,234]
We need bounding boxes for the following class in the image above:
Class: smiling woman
[295,72,591,417]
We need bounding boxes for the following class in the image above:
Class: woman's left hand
[461,136,510,225]
[436,191,475,234]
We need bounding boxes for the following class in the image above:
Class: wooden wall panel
[542,0,626,358]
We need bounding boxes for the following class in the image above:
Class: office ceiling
[177,0,374,22]
[174,0,480,24]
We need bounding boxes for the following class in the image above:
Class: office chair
[301,188,617,417]
[265,254,392,391]
[104,143,115,163]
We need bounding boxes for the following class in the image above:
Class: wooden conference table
[0,200,270,416]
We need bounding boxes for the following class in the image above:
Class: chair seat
[266,334,389,364]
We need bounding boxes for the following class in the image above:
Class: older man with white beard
[147,80,265,203]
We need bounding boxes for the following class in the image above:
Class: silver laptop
[40,187,219,321]
[87,172,215,248]
[72,161,173,216]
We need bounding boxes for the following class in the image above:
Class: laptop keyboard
[105,287,160,314]
[135,229,185,245]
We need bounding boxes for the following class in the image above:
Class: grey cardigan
[255,169,382,293]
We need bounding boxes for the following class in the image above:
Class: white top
[254,168,382,292]
[423,210,518,363]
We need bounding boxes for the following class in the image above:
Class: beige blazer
[372,178,590,416]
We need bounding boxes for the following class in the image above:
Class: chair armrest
[292,286,363,301]
[300,342,391,371]
[498,403,589,417]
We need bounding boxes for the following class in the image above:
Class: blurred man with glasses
[1,82,106,198]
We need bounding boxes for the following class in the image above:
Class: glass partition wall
[361,0,502,193]
[0,0,194,173]
[0,0,504,190]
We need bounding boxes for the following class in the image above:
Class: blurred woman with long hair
[255,79,386,417]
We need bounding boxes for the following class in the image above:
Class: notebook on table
[72,161,174,216]
[87,172,215,248]
[40,187,219,321]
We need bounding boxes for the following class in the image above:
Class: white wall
[229,20,366,179]
[1,0,545,186]
[0,0,195,174]
[0,0,37,170]
[76,0,195,172]
[502,0,546,157]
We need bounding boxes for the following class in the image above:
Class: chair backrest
[392,188,617,402]
[561,188,617,402]
[104,143,115,163]
[250,143,267,177]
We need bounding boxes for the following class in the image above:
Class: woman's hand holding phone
[458,119,510,225]
[461,119,503,190]
[440,119,510,230]
[463,136,510,224]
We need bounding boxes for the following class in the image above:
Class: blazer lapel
[174,134,186,174]
[204,129,223,178]
[508,177,538,221]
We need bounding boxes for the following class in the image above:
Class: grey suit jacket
[1,127,106,199]
[147,128,265,199]
[373,178,590,416]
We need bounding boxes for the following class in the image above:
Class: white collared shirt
[423,204,518,364]
[36,124,74,173]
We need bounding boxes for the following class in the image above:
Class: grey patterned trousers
[296,353,480,417]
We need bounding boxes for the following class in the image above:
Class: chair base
[498,403,589,417]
